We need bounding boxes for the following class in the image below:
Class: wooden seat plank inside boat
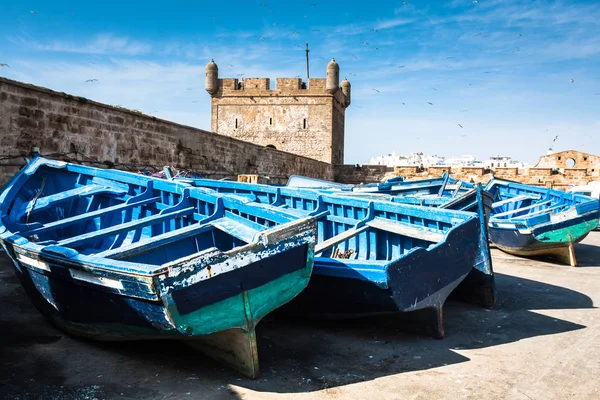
[58,206,196,248]
[492,194,539,209]
[315,225,369,254]
[17,184,127,217]
[96,221,214,259]
[24,196,161,236]
[493,200,553,218]
[366,218,444,243]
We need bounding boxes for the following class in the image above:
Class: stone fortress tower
[205,58,351,164]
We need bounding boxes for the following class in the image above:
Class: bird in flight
[373,47,379,50]
[398,65,405,68]
[446,56,455,59]
[30,10,37,14]
[259,37,265,41]
[361,41,369,45]
[312,29,320,32]
[0,63,9,67]
[458,124,463,128]
[372,29,378,33]
[427,102,433,105]
[570,79,575,83]
[372,89,380,93]
[85,79,98,82]
[260,3,268,6]
[191,100,200,103]
[431,87,437,91]
[352,55,358,59]
[229,64,234,67]
[348,72,356,76]
[186,87,193,91]
[460,109,468,112]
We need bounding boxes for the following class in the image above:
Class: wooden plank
[521,204,566,219]
[18,184,126,217]
[211,218,261,243]
[492,194,538,208]
[315,225,369,254]
[96,222,214,259]
[493,200,552,218]
[366,218,444,243]
[26,196,161,236]
[58,206,195,248]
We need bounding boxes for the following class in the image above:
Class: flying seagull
[30,10,37,14]
[85,79,98,82]
[427,102,433,105]
[398,65,405,68]
[0,63,9,67]
[372,89,380,93]
[458,124,463,128]
[570,79,575,83]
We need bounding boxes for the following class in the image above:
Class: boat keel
[547,243,577,267]
[185,327,260,379]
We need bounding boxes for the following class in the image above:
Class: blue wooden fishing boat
[485,178,600,266]
[287,174,496,306]
[0,157,317,378]
[176,177,484,338]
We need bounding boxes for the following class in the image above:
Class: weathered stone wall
[535,150,600,170]
[391,164,600,190]
[0,77,333,185]
[333,164,391,185]
[208,76,349,164]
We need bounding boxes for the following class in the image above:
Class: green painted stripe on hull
[167,261,313,336]
[534,219,598,244]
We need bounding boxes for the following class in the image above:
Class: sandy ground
[1,232,599,400]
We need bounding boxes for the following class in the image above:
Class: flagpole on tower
[305,42,310,82]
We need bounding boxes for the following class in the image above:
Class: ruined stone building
[205,59,351,165]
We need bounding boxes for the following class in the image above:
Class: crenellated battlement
[215,77,336,95]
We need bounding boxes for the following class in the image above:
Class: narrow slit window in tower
[269,117,273,125]
[303,118,307,129]
[235,118,238,129]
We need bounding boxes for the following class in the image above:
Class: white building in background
[368,152,444,167]
[444,155,479,166]
[368,152,529,169]
[368,152,408,167]
[482,156,527,169]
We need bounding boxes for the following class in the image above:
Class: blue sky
[1,0,599,164]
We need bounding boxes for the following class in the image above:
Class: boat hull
[2,237,314,378]
[280,218,479,338]
[489,212,598,266]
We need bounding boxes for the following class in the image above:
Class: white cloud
[374,18,414,30]
[17,34,152,55]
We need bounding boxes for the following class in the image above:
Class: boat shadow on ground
[0,257,594,398]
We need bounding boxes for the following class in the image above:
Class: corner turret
[205,59,219,96]
[341,77,351,108]
[326,58,339,94]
